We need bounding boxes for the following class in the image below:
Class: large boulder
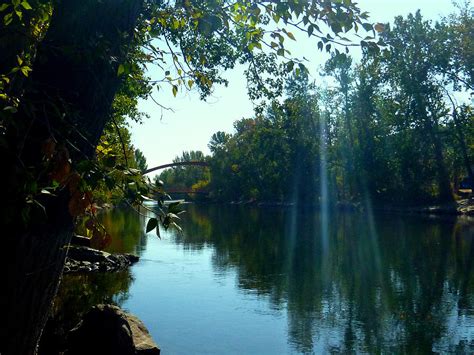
[66,304,160,355]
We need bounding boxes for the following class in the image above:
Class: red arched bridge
[143,161,210,195]
[165,189,209,195]
[142,161,208,175]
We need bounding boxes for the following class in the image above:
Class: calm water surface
[57,205,474,354]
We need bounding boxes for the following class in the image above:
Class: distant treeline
[157,10,473,206]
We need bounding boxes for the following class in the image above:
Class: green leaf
[3,106,18,113]
[20,1,32,10]
[0,4,9,11]
[172,85,178,97]
[146,218,158,233]
[168,213,181,220]
[102,155,116,168]
[20,66,30,77]
[170,221,182,233]
[167,201,181,213]
[4,12,13,25]
[117,64,125,76]
[362,23,373,32]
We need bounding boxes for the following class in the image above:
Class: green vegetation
[1,1,378,353]
[163,9,473,206]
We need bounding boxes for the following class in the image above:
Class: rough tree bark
[1,1,142,354]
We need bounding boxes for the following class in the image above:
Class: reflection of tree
[53,272,133,327]
[76,207,146,255]
[41,208,145,354]
[40,271,133,354]
[101,208,145,255]
[177,205,474,353]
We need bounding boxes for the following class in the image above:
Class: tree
[134,148,148,172]
[157,150,210,193]
[380,12,454,202]
[201,8,473,206]
[0,1,377,353]
[434,3,474,183]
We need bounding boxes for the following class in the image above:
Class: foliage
[0,0,380,240]
[171,8,473,206]
[156,150,211,199]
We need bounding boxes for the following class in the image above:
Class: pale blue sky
[130,0,456,174]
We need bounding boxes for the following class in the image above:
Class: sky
[130,0,457,175]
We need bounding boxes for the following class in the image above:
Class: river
[54,204,474,353]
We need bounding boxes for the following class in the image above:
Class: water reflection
[76,207,147,254]
[54,205,474,353]
[172,205,474,353]
[44,208,145,354]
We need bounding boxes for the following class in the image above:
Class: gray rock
[67,246,111,263]
[66,304,160,355]
[64,246,139,274]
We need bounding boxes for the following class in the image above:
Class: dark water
[55,205,474,354]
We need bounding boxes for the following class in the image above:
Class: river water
[56,204,474,354]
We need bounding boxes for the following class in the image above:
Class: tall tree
[381,12,454,202]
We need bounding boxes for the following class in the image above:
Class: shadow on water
[172,205,474,353]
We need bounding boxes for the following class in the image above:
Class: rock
[64,246,139,274]
[66,304,160,355]
[126,313,161,354]
[67,246,111,263]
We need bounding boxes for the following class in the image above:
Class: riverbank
[374,198,474,217]
[192,197,474,218]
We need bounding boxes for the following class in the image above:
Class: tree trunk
[3,192,74,355]
[1,1,142,354]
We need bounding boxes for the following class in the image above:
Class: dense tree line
[157,150,210,191]
[164,10,473,206]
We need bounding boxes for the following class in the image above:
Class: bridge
[142,161,209,175]
[165,189,209,195]
[144,161,210,197]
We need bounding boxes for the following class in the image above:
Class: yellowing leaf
[374,23,385,33]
